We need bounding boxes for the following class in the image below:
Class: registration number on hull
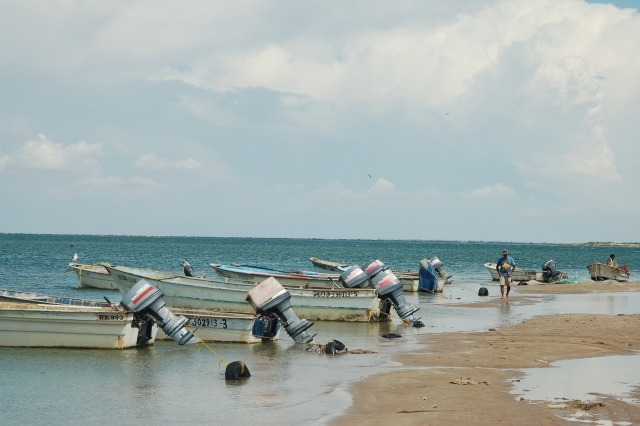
[312,291,358,298]
[98,314,125,321]
[189,317,228,329]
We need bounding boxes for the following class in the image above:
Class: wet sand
[512,280,640,294]
[333,286,640,425]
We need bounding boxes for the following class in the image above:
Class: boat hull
[70,263,118,290]
[213,264,418,292]
[484,263,543,281]
[165,308,275,343]
[211,264,343,288]
[107,265,380,322]
[309,257,347,274]
[0,288,271,344]
[0,302,156,349]
[587,263,630,282]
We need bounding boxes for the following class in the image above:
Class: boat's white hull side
[484,263,543,281]
[587,263,630,282]
[164,309,274,343]
[0,303,156,349]
[107,266,380,322]
[70,263,118,290]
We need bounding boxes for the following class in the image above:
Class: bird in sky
[71,253,78,263]
[367,174,371,178]
[445,112,449,116]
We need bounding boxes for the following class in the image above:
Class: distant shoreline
[556,242,640,248]
[0,233,638,246]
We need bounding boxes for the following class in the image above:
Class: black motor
[120,280,198,345]
[541,259,563,282]
[361,260,423,327]
[181,260,196,277]
[246,277,314,343]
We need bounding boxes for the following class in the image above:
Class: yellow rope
[187,325,229,370]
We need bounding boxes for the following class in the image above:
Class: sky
[0,0,639,242]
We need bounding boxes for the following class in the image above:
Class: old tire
[225,361,251,380]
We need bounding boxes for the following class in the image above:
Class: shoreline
[332,284,640,425]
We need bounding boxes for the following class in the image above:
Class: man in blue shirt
[496,249,516,299]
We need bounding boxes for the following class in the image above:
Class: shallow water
[1,235,640,425]
[511,353,640,403]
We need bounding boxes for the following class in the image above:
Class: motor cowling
[338,266,370,288]
[541,259,563,282]
[362,260,423,327]
[181,260,196,277]
[246,277,314,343]
[120,280,198,345]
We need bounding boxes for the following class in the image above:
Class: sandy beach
[333,281,640,425]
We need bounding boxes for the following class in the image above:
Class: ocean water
[1,234,640,425]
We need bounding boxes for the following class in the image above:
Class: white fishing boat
[105,264,381,322]
[484,262,543,281]
[210,263,345,288]
[0,301,157,349]
[587,263,630,282]
[0,288,276,344]
[69,262,118,290]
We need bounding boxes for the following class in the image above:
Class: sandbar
[332,313,640,425]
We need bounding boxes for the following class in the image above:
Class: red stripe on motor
[132,285,154,304]
[377,275,395,288]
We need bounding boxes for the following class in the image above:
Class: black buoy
[225,361,251,380]
[478,287,489,296]
[381,333,402,339]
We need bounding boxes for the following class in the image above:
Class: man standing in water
[496,249,516,299]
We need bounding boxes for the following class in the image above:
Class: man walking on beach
[496,249,516,299]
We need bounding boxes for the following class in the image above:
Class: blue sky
[1,0,639,242]
[587,0,638,7]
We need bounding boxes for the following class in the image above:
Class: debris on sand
[348,349,377,354]
[450,377,491,385]
[565,400,605,411]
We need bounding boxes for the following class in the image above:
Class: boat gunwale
[107,265,377,295]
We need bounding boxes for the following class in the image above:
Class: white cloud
[536,56,605,114]
[14,134,102,170]
[464,183,516,198]
[134,152,201,170]
[369,178,394,193]
[139,0,639,113]
[566,144,621,182]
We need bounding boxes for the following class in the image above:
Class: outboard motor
[430,257,452,282]
[338,266,371,288]
[120,280,198,345]
[181,260,196,277]
[361,260,424,327]
[542,259,563,282]
[246,277,314,343]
